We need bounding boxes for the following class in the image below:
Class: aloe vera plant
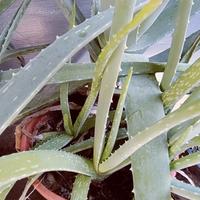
[1,0,200,199]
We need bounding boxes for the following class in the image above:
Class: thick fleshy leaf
[0,150,96,189]
[123,74,170,200]
[171,179,200,200]
[71,175,91,200]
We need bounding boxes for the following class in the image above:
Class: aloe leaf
[127,0,169,49]
[0,150,96,189]
[127,0,200,52]
[169,126,193,159]
[161,0,193,91]
[99,100,200,173]
[170,152,200,171]
[87,0,163,170]
[64,128,127,153]
[74,0,161,135]
[91,0,114,45]
[60,83,74,135]
[171,135,200,159]
[80,110,125,135]
[162,57,200,110]
[136,0,169,39]
[56,0,102,61]
[168,86,200,143]
[65,137,94,153]
[185,136,200,150]
[20,133,72,199]
[171,179,200,200]
[20,134,72,199]
[181,34,200,63]
[73,1,165,136]
[55,0,73,21]
[0,0,16,14]
[0,184,13,200]
[101,68,132,161]
[16,81,89,122]
[34,133,72,150]
[0,9,113,135]
[151,29,200,62]
[0,0,31,59]
[69,0,76,29]
[0,61,190,85]
[19,174,41,200]
[56,0,76,27]
[0,44,49,64]
[12,82,85,124]
[94,0,138,171]
[169,117,200,147]
[123,74,170,200]
[71,174,91,200]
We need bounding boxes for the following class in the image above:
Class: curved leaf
[0,150,96,189]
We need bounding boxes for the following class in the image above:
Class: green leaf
[170,151,200,171]
[0,9,113,135]
[34,133,72,150]
[173,135,200,158]
[0,0,16,14]
[0,150,96,189]
[127,0,169,49]
[101,68,132,161]
[14,81,88,124]
[171,179,200,200]
[99,100,200,173]
[161,0,193,90]
[93,0,137,171]
[162,57,200,110]
[60,83,74,135]
[0,44,49,64]
[64,128,127,154]
[71,175,91,200]
[169,118,200,157]
[168,86,200,142]
[123,74,170,200]
[181,34,200,63]
[0,62,190,84]
[151,29,200,62]
[0,184,13,200]
[0,0,31,59]
[127,0,200,52]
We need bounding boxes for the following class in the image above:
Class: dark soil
[0,89,199,200]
